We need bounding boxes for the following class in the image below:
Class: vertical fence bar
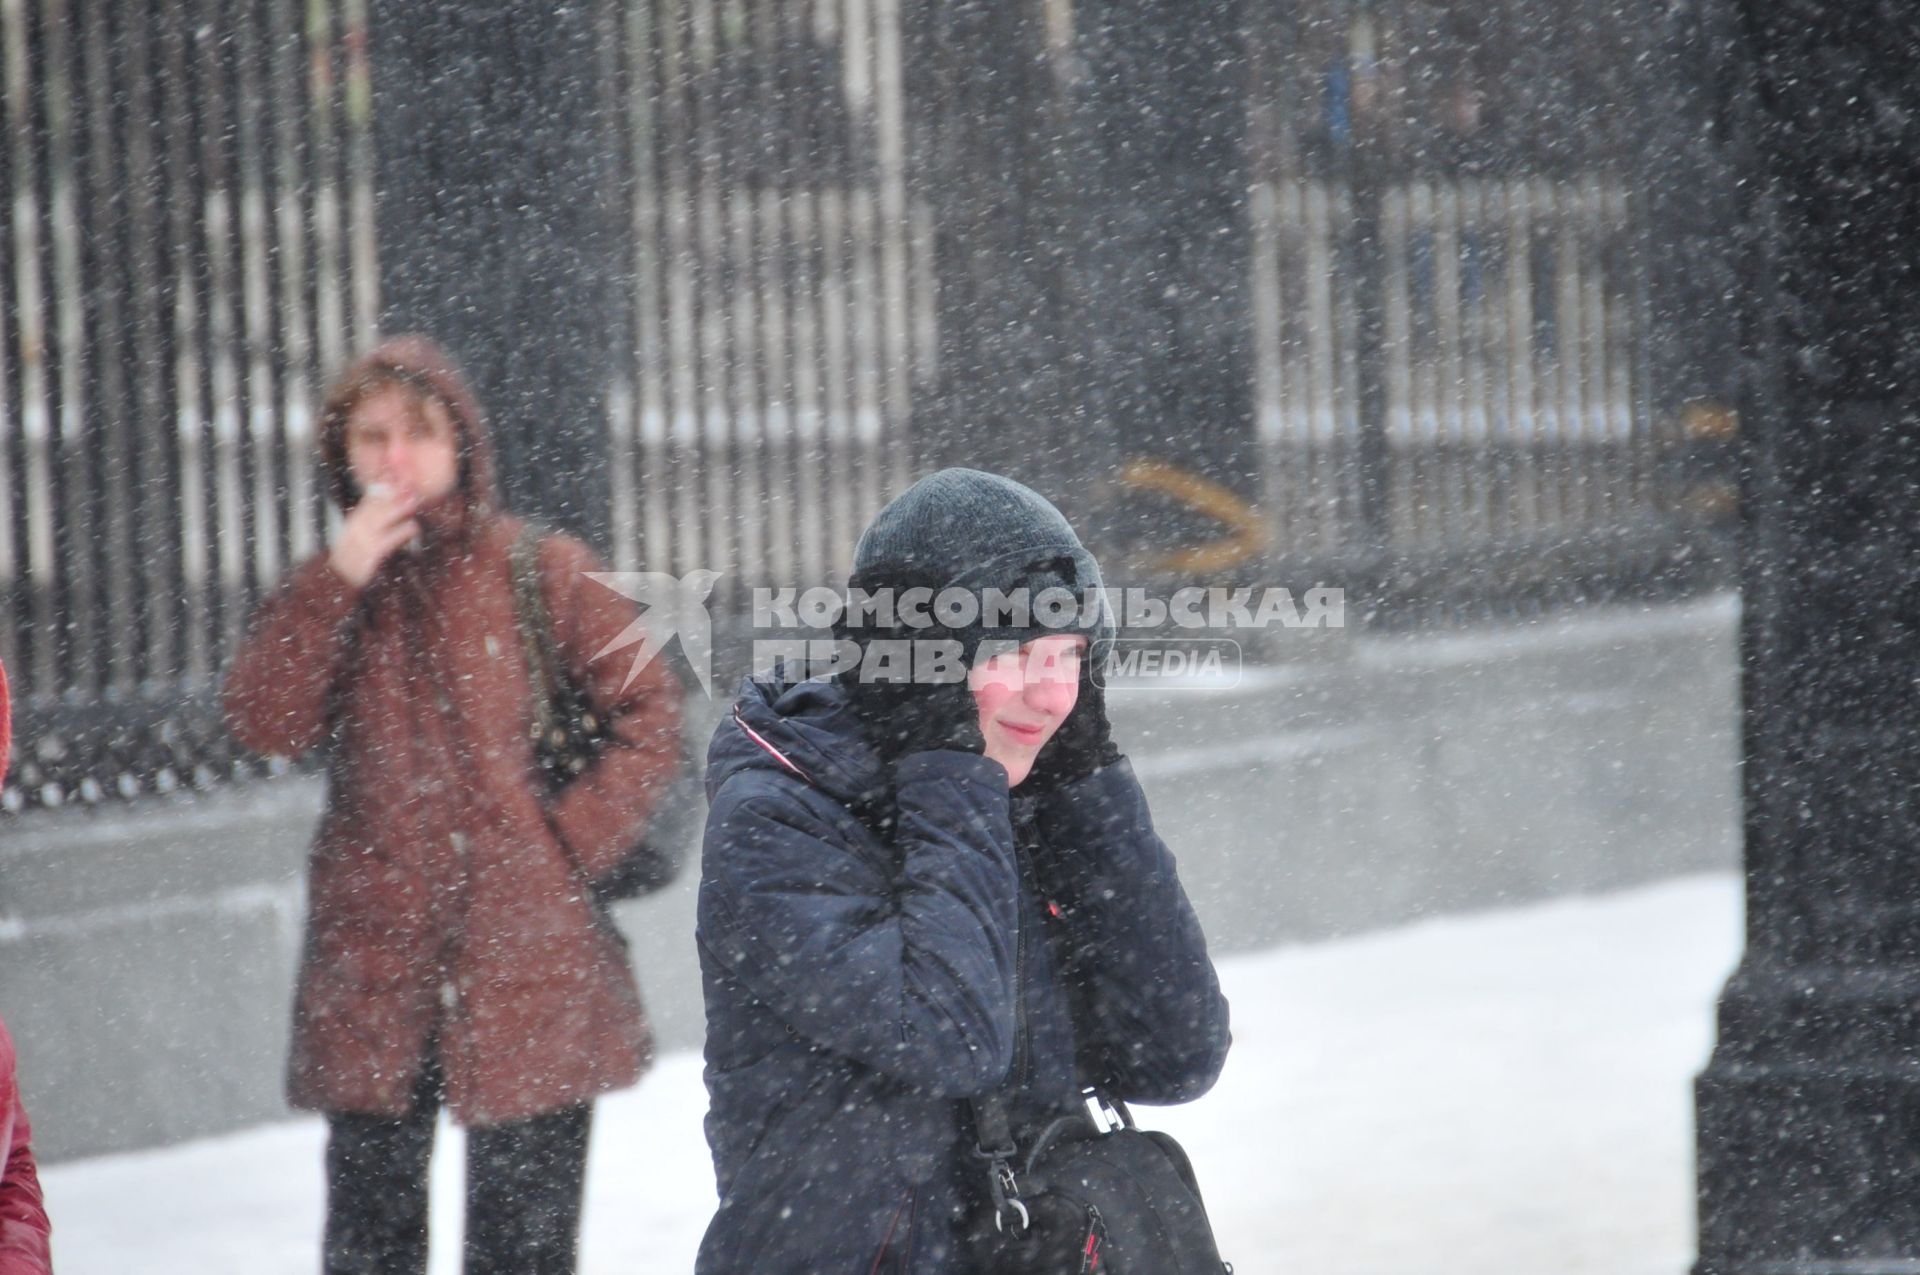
[745,0,793,591]
[727,80,766,607]
[842,0,881,530]
[308,0,345,386]
[124,0,179,687]
[1613,181,1648,516]
[872,0,912,498]
[1303,181,1328,552]
[1483,176,1515,539]
[197,0,247,667]
[1300,180,1331,553]
[1455,177,1489,541]
[735,0,771,598]
[785,0,826,587]
[270,0,319,563]
[826,0,860,574]
[46,0,93,699]
[1380,184,1411,543]
[607,0,641,576]
[1581,171,1612,527]
[9,0,62,696]
[597,0,635,574]
[688,0,732,585]
[162,4,213,688]
[0,0,17,681]
[1433,179,1463,543]
[1503,176,1533,538]
[340,0,376,348]
[632,0,676,578]
[1554,175,1585,532]
[81,0,137,697]
[717,0,752,600]
[907,188,937,421]
[1408,180,1438,544]
[816,146,855,576]
[1250,178,1283,544]
[1531,175,1564,532]
[785,10,826,586]
[234,0,278,596]
[659,0,700,576]
[1570,173,1596,524]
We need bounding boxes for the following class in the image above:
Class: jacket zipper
[1010,830,1046,1089]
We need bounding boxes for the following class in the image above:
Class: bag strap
[967,818,1129,1236]
[967,805,1152,1234]
[508,523,561,745]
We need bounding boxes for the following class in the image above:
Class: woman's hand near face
[328,486,421,588]
[1022,665,1117,791]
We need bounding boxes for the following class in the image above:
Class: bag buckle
[987,1155,1031,1234]
[1083,1085,1126,1134]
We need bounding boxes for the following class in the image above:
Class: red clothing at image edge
[0,1017,51,1274]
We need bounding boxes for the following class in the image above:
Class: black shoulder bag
[970,1087,1230,1274]
[965,831,1231,1274]
[507,524,695,903]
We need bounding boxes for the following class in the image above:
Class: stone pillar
[1073,0,1258,550]
[1695,5,1920,1271]
[367,1,627,546]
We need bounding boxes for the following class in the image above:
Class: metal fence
[605,0,932,602]
[1232,0,1697,598]
[0,0,1722,811]
[1252,174,1652,557]
[0,0,377,808]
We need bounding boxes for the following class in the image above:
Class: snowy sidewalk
[41,873,1740,1274]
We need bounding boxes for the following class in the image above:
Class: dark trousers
[322,1050,592,1275]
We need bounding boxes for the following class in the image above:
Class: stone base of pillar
[1697,960,1920,1274]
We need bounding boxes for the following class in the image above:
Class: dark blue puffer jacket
[693,664,1231,1273]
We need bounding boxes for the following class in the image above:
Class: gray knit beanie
[844,468,1115,656]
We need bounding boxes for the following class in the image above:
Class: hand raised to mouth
[330,484,422,587]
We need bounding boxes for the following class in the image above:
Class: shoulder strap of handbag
[507,523,563,747]
[966,821,1137,1231]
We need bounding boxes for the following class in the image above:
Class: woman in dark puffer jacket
[694,468,1230,1272]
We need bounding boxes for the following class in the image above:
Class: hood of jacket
[317,334,500,542]
[705,660,890,811]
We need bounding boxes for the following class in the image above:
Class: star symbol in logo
[583,569,724,696]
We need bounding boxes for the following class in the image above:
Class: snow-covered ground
[41,872,1741,1274]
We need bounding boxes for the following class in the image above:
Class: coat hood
[318,334,500,535]
[705,660,889,811]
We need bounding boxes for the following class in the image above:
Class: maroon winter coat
[223,337,683,1126]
